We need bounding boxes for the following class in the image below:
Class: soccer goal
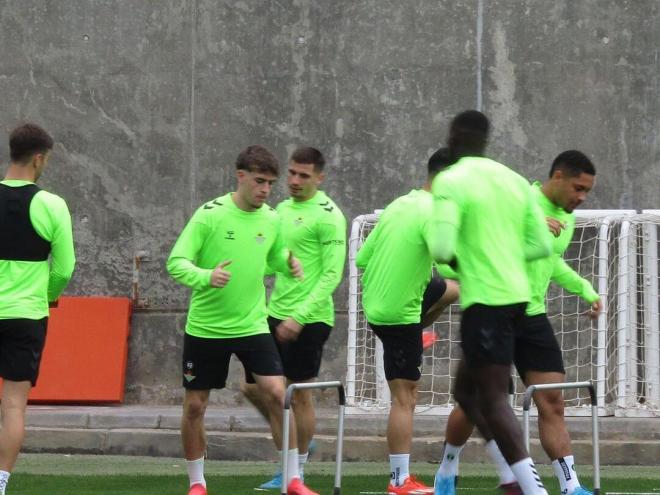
[346,209,660,417]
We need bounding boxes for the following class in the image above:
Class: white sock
[437,442,464,477]
[298,451,309,477]
[552,455,581,495]
[485,440,517,485]
[389,453,410,487]
[285,448,300,485]
[510,457,548,495]
[186,457,206,488]
[0,471,10,495]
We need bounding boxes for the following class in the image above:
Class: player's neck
[292,190,317,202]
[422,182,431,192]
[231,192,258,212]
[540,182,559,207]
[4,164,37,182]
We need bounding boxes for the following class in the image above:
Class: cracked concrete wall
[0,1,657,404]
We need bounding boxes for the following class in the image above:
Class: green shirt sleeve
[31,192,76,302]
[429,198,459,264]
[356,221,379,269]
[523,189,552,261]
[167,212,213,290]
[291,220,346,323]
[266,218,291,275]
[551,258,600,303]
[436,263,459,280]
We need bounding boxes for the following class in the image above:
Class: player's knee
[292,388,313,408]
[261,384,286,410]
[391,381,418,410]
[184,397,208,421]
[537,390,565,418]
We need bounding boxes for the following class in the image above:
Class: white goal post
[346,209,660,417]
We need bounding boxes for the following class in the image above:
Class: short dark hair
[235,145,279,176]
[9,123,54,163]
[427,147,454,177]
[290,147,325,172]
[447,110,489,159]
[549,150,596,178]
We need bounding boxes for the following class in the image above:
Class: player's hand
[589,299,603,320]
[288,252,304,280]
[276,317,303,342]
[546,217,566,237]
[210,260,232,288]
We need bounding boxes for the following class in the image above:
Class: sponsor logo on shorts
[184,361,196,382]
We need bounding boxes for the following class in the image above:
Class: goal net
[346,210,659,417]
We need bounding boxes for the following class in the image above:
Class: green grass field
[7,454,660,495]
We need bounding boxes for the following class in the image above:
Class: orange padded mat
[1,296,132,403]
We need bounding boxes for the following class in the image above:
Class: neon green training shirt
[0,180,75,320]
[356,189,436,325]
[167,192,291,338]
[431,157,551,309]
[268,191,346,326]
[526,181,599,316]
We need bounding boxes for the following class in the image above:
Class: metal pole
[522,381,600,494]
[522,381,593,451]
[280,406,291,495]
[280,381,346,495]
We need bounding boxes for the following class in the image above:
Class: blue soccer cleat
[433,473,456,495]
[307,439,317,457]
[257,470,282,490]
[570,487,593,495]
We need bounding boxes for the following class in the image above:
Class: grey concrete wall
[0,1,658,404]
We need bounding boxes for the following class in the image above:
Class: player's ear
[551,169,564,181]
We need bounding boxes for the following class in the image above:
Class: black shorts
[245,317,332,383]
[421,276,448,316]
[182,332,283,390]
[369,323,423,381]
[514,314,565,376]
[0,318,48,386]
[460,303,528,368]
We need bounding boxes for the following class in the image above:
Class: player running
[434,150,600,495]
[0,124,75,495]
[167,145,318,495]
[430,111,552,495]
[242,147,346,490]
[356,148,459,495]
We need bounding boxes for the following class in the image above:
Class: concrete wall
[0,1,657,404]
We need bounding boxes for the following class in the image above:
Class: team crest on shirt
[255,233,266,244]
[184,361,196,382]
[294,216,304,226]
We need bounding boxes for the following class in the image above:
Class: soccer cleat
[257,471,282,490]
[388,474,434,494]
[498,481,523,495]
[433,473,457,495]
[187,483,207,495]
[287,477,319,495]
[569,487,594,495]
[307,439,317,457]
[422,329,439,350]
